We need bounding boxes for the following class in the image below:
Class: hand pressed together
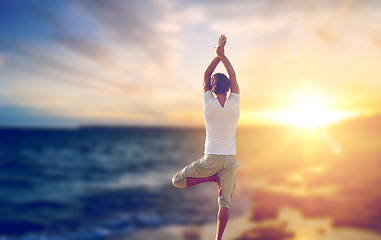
[216,34,227,57]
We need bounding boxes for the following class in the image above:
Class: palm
[216,34,226,55]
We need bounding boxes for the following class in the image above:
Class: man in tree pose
[172,34,240,240]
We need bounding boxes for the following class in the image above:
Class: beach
[2,116,381,240]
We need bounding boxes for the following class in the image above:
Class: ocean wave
[0,127,207,239]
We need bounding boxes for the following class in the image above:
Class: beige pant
[171,154,238,208]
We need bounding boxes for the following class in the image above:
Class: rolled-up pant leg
[217,166,237,208]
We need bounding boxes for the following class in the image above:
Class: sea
[2,121,380,240]
[0,127,226,240]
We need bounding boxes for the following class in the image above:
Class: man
[172,34,240,240]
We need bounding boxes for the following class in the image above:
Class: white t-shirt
[203,90,240,155]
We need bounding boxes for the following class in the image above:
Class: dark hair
[211,73,230,94]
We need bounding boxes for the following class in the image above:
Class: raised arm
[203,56,220,92]
[216,34,240,94]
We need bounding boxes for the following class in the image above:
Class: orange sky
[1,0,381,127]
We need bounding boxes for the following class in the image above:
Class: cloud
[0,105,79,127]
[0,55,5,67]
[1,0,381,126]
[1,0,203,93]
[49,1,195,91]
[71,0,206,86]
[73,0,173,62]
[0,40,104,87]
[26,2,120,68]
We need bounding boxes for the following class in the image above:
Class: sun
[240,88,358,128]
[279,91,352,129]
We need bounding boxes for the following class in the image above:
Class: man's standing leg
[215,161,237,240]
[216,207,229,240]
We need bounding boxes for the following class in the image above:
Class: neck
[215,93,227,107]
[216,93,227,99]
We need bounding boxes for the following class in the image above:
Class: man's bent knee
[172,175,187,188]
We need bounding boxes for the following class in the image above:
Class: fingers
[218,34,227,45]
[220,34,227,47]
[218,34,223,45]
[216,34,227,54]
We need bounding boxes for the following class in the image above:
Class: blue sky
[1,0,381,127]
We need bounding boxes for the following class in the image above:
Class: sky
[1,0,381,127]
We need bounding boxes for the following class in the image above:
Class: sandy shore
[111,212,255,240]
[111,206,381,240]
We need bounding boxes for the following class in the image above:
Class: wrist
[217,53,226,59]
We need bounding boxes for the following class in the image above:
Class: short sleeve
[229,92,240,104]
[203,90,214,105]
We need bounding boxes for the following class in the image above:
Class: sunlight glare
[280,91,354,129]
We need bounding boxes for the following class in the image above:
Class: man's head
[211,73,230,95]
